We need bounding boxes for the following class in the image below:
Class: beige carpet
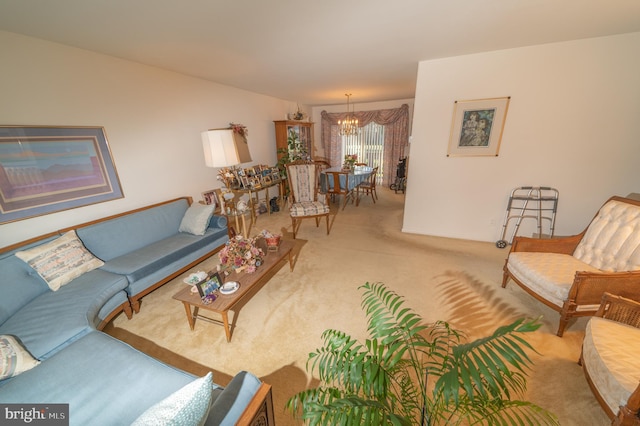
[105,188,609,425]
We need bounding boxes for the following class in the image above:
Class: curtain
[320,104,409,186]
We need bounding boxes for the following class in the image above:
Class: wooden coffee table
[173,239,295,342]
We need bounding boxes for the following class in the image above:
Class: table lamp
[202,128,252,167]
[202,128,252,188]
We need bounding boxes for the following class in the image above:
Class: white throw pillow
[0,335,40,381]
[15,230,104,291]
[179,204,215,236]
[131,372,213,426]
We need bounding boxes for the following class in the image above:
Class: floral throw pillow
[1,335,40,381]
[15,230,104,291]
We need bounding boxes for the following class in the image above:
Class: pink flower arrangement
[229,122,248,138]
[343,154,357,170]
[218,235,264,274]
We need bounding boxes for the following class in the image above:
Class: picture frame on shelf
[240,176,250,189]
[201,189,218,208]
[447,97,510,157]
[271,167,281,181]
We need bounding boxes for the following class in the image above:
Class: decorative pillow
[15,230,104,291]
[208,214,228,229]
[1,335,40,381]
[131,372,213,426]
[179,204,215,236]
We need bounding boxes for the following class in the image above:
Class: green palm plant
[286,282,559,425]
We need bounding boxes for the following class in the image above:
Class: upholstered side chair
[285,161,330,239]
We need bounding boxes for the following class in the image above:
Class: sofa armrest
[569,271,640,307]
[510,233,584,254]
[594,292,640,327]
[206,371,273,426]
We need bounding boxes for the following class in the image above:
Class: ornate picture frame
[201,189,219,209]
[0,126,124,224]
[447,97,510,157]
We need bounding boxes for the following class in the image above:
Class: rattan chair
[580,293,640,425]
[285,161,330,239]
[502,196,640,336]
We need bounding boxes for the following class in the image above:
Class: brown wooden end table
[173,239,295,342]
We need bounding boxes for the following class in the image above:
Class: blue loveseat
[0,197,274,425]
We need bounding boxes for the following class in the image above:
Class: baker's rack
[496,186,559,248]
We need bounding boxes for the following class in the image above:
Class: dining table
[320,165,374,207]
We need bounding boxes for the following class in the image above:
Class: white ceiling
[1,0,639,106]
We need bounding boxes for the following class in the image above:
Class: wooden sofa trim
[502,195,640,336]
[237,382,275,426]
[580,293,640,426]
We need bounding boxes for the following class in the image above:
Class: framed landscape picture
[0,126,124,224]
[447,97,510,157]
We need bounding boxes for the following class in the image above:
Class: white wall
[404,32,640,243]
[0,31,296,247]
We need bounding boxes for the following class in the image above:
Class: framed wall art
[447,97,510,157]
[0,126,124,224]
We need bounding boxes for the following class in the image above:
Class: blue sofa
[0,197,274,425]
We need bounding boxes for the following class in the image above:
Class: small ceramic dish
[183,271,207,285]
[219,281,240,295]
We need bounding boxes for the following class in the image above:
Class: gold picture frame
[447,97,510,157]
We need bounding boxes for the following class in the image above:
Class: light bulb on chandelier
[338,93,359,136]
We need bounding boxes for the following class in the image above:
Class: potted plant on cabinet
[277,129,309,180]
[286,282,559,425]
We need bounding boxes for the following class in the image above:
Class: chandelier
[338,93,359,136]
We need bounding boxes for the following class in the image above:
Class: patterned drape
[320,104,409,186]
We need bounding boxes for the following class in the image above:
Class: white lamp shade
[202,129,252,167]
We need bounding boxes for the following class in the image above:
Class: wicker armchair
[502,196,640,336]
[581,293,640,425]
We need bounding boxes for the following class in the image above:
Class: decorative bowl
[265,236,281,247]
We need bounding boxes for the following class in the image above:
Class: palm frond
[285,283,557,426]
[433,317,543,406]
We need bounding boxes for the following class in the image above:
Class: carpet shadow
[261,363,320,426]
[435,270,530,337]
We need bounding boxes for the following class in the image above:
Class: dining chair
[313,159,331,192]
[357,166,378,205]
[324,171,355,210]
[285,161,330,239]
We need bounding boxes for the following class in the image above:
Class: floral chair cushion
[290,201,330,217]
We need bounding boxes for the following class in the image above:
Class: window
[342,122,384,183]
